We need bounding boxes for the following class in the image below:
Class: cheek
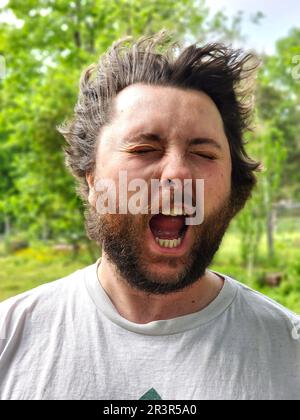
[202,168,231,214]
[97,148,154,178]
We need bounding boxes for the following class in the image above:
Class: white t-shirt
[0,260,300,400]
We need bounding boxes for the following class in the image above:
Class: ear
[86,173,97,207]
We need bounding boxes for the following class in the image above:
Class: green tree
[235,123,286,276]
[257,28,300,200]
[235,27,299,270]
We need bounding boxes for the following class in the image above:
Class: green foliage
[235,122,287,270]
[257,28,300,199]
[234,27,300,267]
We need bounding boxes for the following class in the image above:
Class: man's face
[88,84,234,294]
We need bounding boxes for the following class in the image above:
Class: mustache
[133,188,198,215]
[94,176,201,216]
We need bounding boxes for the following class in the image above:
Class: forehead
[109,83,226,140]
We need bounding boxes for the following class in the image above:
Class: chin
[142,260,185,283]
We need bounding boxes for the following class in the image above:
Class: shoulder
[0,263,96,343]
[227,275,300,341]
[0,265,84,313]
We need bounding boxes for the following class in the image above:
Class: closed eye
[131,149,158,154]
[191,152,216,160]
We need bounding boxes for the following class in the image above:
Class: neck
[97,253,224,324]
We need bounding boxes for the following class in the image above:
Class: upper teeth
[161,208,192,216]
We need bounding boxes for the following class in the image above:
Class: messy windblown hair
[58,30,261,214]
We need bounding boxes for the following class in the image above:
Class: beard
[86,192,237,295]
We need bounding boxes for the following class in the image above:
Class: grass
[211,222,300,313]
[0,219,299,313]
[0,244,94,302]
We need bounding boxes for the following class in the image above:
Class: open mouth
[149,210,191,249]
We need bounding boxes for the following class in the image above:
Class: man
[0,32,300,400]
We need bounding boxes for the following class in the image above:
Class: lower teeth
[155,237,182,248]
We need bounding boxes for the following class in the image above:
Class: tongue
[149,215,185,239]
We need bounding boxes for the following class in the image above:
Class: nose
[159,149,193,184]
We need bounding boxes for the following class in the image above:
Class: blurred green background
[0,1,299,310]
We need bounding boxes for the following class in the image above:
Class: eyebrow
[124,132,222,150]
[124,133,162,144]
[188,138,222,150]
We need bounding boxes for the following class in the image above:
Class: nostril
[161,178,174,186]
